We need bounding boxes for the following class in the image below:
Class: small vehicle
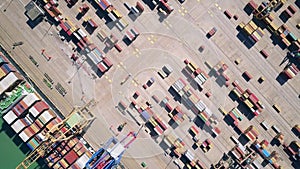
[199,45,205,52]
[29,55,39,67]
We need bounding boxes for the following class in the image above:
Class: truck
[207,27,217,38]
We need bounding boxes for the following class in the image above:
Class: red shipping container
[34,101,49,113]
[102,57,113,67]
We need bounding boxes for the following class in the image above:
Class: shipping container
[3,110,18,124]
[230,135,239,145]
[272,104,281,113]
[0,72,23,95]
[0,52,10,64]
[160,0,174,14]
[224,10,232,19]
[136,1,144,12]
[125,30,135,41]
[1,63,15,75]
[65,150,79,165]
[248,0,258,11]
[272,125,281,134]
[244,24,255,35]
[97,62,108,72]
[11,119,27,133]
[102,57,113,68]
[260,49,269,58]
[0,68,6,80]
[29,101,49,118]
[87,18,98,28]
[243,71,253,81]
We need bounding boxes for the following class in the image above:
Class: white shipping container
[24,115,34,125]
[11,120,26,133]
[0,72,21,95]
[119,18,128,28]
[194,76,203,86]
[177,80,185,90]
[3,110,18,125]
[197,74,206,84]
[77,28,87,38]
[87,52,102,65]
[196,100,206,111]
[172,84,180,93]
[42,110,55,123]
[23,93,40,107]
[185,150,195,162]
[204,108,213,117]
[29,107,40,118]
[73,32,81,41]
[200,72,208,81]
[108,13,117,22]
[230,135,239,145]
[75,153,90,169]
[19,130,30,142]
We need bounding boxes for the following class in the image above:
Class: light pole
[3,0,14,12]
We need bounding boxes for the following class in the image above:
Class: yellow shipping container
[244,24,255,35]
[282,38,291,47]
[232,88,241,98]
[242,92,249,99]
[60,159,69,168]
[218,106,228,115]
[239,22,245,28]
[113,10,122,18]
[150,117,157,127]
[268,22,278,32]
[0,68,6,79]
[244,99,254,108]
[248,21,258,30]
[186,64,195,73]
[189,62,198,72]
[263,17,271,25]
[252,31,262,40]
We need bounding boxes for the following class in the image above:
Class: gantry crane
[16,99,97,169]
[85,132,137,169]
[254,0,287,19]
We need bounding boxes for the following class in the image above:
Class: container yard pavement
[0,0,300,169]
